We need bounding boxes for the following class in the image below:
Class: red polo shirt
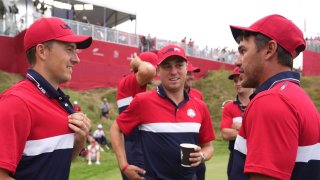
[189,88,204,101]
[116,86,215,179]
[0,80,74,179]
[232,72,320,180]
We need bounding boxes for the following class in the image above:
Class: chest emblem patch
[187,109,196,118]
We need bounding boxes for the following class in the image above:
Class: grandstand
[0,0,318,90]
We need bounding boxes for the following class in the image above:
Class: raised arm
[129,53,156,86]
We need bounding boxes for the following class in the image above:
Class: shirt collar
[233,95,241,105]
[185,87,191,94]
[233,95,247,113]
[26,69,75,114]
[250,71,300,100]
[156,84,189,108]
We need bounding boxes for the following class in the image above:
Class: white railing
[63,19,139,47]
[0,18,140,47]
[2,17,319,63]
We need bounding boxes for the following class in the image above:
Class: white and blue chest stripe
[234,135,320,162]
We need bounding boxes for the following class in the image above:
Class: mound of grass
[0,71,23,92]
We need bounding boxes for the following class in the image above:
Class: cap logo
[60,24,71,30]
[162,47,180,54]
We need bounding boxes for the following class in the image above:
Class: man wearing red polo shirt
[111,45,215,179]
[220,67,253,178]
[229,14,320,180]
[0,17,92,179]
[116,51,158,180]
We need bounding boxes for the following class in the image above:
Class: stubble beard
[240,72,259,89]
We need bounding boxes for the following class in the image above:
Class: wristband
[121,164,129,173]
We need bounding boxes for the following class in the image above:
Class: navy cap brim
[230,25,257,43]
[56,35,92,49]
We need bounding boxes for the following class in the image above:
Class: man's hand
[68,112,91,159]
[189,146,204,167]
[69,112,91,137]
[129,53,141,73]
[123,164,146,180]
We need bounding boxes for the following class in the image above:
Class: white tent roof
[72,0,136,27]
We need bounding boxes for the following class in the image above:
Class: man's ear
[265,40,277,60]
[35,44,47,61]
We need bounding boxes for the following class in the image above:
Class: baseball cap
[97,124,103,128]
[230,14,306,59]
[228,67,241,80]
[157,45,188,65]
[24,17,92,52]
[187,63,200,73]
[138,52,158,68]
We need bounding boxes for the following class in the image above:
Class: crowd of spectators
[305,36,320,52]
[139,34,157,52]
[139,36,239,64]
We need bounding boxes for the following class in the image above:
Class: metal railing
[63,19,139,47]
[1,17,319,63]
[144,38,238,64]
[0,18,140,47]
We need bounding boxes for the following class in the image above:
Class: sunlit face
[42,41,79,87]
[185,71,194,89]
[157,57,187,93]
[235,36,264,88]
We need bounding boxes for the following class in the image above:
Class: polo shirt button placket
[175,108,179,116]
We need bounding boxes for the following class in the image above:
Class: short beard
[241,71,260,88]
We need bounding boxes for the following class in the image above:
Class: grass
[0,69,319,179]
[69,149,120,180]
[69,140,229,180]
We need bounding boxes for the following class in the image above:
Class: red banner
[7,32,317,91]
[61,40,138,90]
[303,50,320,76]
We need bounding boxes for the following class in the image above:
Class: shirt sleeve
[220,102,234,129]
[198,91,204,101]
[244,94,299,179]
[0,95,31,174]
[116,95,142,136]
[117,74,147,99]
[116,74,147,113]
[198,103,215,144]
